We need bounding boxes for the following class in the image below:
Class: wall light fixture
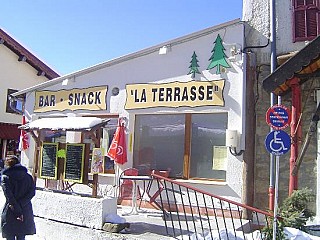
[159,45,171,55]
[226,129,244,156]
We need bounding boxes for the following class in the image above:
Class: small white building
[12,19,249,204]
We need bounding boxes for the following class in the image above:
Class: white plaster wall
[242,0,308,63]
[23,22,245,202]
[0,45,48,124]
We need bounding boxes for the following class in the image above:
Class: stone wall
[254,65,319,211]
[32,189,117,229]
[0,188,117,230]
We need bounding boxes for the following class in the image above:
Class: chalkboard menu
[64,143,85,183]
[40,143,58,179]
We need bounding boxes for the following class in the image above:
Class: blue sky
[0,1,243,75]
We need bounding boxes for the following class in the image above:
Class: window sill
[174,178,227,185]
[88,173,115,177]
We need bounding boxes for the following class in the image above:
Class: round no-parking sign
[266,105,291,130]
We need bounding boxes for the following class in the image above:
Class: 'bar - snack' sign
[34,86,107,113]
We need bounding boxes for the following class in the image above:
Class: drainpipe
[269,0,277,211]
[289,77,301,195]
[242,50,256,219]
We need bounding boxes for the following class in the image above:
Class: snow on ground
[176,227,320,240]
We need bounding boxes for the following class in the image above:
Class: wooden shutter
[293,0,320,42]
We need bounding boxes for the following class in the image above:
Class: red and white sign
[266,105,291,130]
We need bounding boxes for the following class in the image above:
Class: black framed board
[39,143,58,179]
[64,143,85,183]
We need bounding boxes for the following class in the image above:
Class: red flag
[18,115,29,151]
[107,122,127,165]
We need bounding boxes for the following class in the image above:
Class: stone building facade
[243,0,320,214]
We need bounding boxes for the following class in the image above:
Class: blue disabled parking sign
[265,130,291,155]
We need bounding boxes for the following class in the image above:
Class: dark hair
[5,155,20,164]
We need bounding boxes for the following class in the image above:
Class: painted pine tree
[207,34,231,74]
[188,51,201,78]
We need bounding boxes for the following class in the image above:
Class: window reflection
[133,113,228,180]
[190,113,227,179]
[134,114,184,177]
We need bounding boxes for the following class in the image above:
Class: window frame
[6,89,25,115]
[292,0,320,42]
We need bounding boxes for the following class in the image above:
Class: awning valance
[262,35,320,96]
[0,123,20,140]
[20,117,110,131]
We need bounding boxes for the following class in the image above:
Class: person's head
[4,155,20,168]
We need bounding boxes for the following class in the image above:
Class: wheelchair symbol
[265,130,291,155]
[269,131,288,152]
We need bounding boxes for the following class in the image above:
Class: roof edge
[11,18,242,97]
[0,28,60,80]
[262,35,320,95]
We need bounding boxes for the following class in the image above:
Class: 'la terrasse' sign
[34,86,107,113]
[125,80,225,110]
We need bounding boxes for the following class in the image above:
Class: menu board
[64,143,85,183]
[40,143,58,179]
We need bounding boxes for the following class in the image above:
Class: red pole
[269,186,275,211]
[289,78,300,195]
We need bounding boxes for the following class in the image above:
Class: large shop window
[133,113,228,180]
[293,0,320,42]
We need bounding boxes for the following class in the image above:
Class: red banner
[107,122,127,165]
[18,115,29,151]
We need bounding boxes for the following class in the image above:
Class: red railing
[151,173,277,240]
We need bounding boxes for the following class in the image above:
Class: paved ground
[0,206,175,240]
[1,205,320,239]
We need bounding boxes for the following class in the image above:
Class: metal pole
[269,98,275,211]
[270,0,277,73]
[272,155,280,240]
[269,0,277,212]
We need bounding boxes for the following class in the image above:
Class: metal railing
[151,173,277,240]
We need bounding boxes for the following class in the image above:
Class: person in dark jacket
[0,158,4,172]
[1,155,36,240]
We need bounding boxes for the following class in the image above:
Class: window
[133,113,228,180]
[84,117,118,174]
[190,113,228,179]
[6,89,25,114]
[293,0,320,42]
[99,121,118,173]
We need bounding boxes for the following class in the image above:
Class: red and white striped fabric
[18,115,29,151]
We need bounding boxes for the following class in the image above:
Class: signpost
[265,105,291,240]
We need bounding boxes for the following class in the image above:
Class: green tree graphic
[207,34,231,74]
[188,51,201,78]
